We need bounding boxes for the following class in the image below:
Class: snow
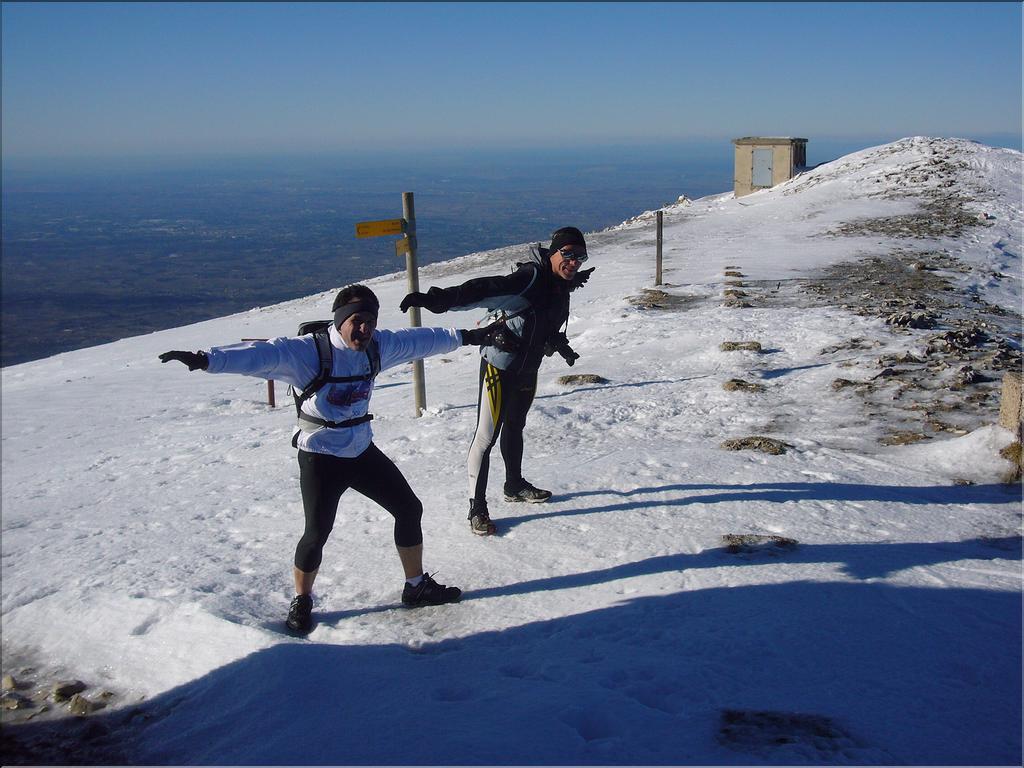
[2,137,1022,765]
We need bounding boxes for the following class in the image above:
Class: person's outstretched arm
[159,337,319,388]
[400,264,539,315]
[376,317,519,371]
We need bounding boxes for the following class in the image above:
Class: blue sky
[2,2,1020,160]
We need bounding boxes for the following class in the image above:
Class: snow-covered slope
[2,137,1021,765]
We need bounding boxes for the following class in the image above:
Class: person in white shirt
[159,284,515,633]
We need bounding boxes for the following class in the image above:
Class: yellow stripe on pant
[484,363,502,426]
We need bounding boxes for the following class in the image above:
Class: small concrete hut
[732,137,807,197]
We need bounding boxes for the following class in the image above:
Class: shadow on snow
[4,543,1020,766]
[494,480,1021,534]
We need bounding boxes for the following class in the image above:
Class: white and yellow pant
[467,359,538,503]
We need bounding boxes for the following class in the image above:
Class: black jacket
[421,246,580,373]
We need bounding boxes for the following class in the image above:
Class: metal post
[242,338,275,407]
[403,192,426,416]
[655,210,664,286]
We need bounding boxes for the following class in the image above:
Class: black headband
[334,300,379,328]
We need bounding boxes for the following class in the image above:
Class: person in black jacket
[400,226,593,535]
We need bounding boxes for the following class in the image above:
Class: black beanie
[548,226,587,255]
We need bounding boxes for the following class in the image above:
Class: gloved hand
[544,333,578,366]
[159,350,209,371]
[460,319,520,353]
[570,267,595,292]
[557,345,579,366]
[400,287,450,314]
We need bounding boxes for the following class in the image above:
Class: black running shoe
[468,499,496,536]
[285,594,313,634]
[503,481,552,503]
[402,573,462,607]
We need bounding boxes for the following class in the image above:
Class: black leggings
[295,444,423,572]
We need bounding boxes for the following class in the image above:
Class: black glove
[544,333,578,366]
[570,267,595,292]
[557,345,579,366]
[460,319,520,353]
[400,287,451,314]
[159,350,209,371]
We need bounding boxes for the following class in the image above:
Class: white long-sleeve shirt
[205,324,462,457]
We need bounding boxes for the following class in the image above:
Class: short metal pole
[655,210,664,286]
[403,192,426,417]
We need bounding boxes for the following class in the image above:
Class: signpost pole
[402,192,426,417]
[354,197,425,417]
[655,210,664,286]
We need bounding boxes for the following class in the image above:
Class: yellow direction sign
[356,218,406,239]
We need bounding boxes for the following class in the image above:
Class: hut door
[752,148,773,187]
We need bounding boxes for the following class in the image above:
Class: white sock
[406,574,424,587]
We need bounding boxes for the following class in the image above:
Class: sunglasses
[558,248,588,263]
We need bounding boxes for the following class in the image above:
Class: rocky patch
[718,708,862,760]
[722,534,798,554]
[719,341,763,353]
[0,668,117,727]
[804,248,1021,447]
[999,442,1022,482]
[826,195,988,240]
[723,378,766,393]
[557,374,610,386]
[879,431,931,446]
[626,288,702,311]
[721,436,790,455]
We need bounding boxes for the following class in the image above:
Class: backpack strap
[291,332,380,446]
[292,331,335,413]
[487,261,541,326]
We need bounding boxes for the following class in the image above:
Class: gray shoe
[468,500,496,535]
[503,482,552,503]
